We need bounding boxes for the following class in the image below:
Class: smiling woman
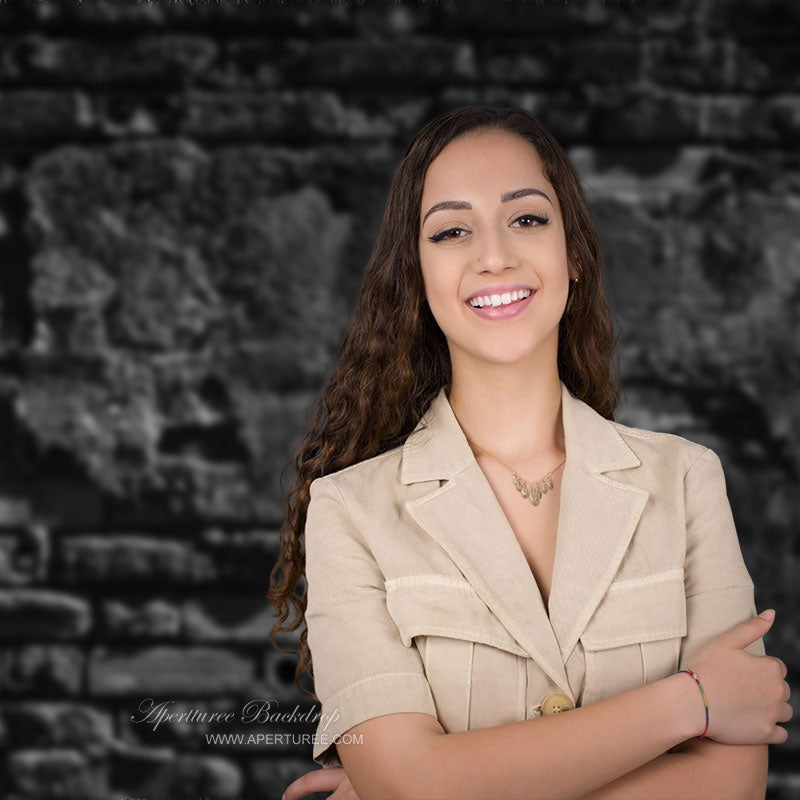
[417,129,573,367]
[268,106,791,800]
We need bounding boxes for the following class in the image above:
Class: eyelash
[426,213,550,243]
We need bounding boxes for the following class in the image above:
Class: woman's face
[418,129,574,368]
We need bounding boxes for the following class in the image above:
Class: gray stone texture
[0,0,797,798]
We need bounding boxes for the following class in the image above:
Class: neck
[447,369,565,473]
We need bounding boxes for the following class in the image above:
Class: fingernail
[759,609,775,620]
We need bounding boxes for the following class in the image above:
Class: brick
[0,589,91,638]
[281,38,476,86]
[29,479,107,528]
[439,1,613,36]
[0,645,83,695]
[0,702,113,755]
[198,528,279,586]
[646,38,734,90]
[183,593,275,643]
[80,92,168,138]
[89,645,254,695]
[480,40,563,85]
[21,0,354,34]
[143,461,261,523]
[731,42,800,91]
[0,525,48,586]
[12,364,157,505]
[7,748,109,800]
[589,87,702,143]
[55,535,212,585]
[0,496,32,527]
[707,0,800,41]
[8,0,167,29]
[0,36,25,81]
[179,89,398,140]
[561,40,643,86]
[113,750,242,800]
[21,35,216,85]
[0,91,86,139]
[704,95,800,143]
[101,598,181,638]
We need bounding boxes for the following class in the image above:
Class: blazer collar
[400,380,649,701]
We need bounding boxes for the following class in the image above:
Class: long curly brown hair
[267,105,620,698]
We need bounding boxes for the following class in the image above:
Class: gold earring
[566,276,579,312]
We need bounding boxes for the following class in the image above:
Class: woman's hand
[283,765,361,800]
[687,610,792,745]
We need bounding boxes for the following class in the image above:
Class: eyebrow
[422,187,553,225]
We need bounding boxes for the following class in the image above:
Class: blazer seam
[614,426,669,440]
[685,583,754,600]
[330,671,431,697]
[328,476,377,555]
[584,626,685,647]
[329,474,354,517]
[683,445,712,482]
[411,462,473,506]
[385,575,473,591]
[398,625,525,653]
[607,568,685,592]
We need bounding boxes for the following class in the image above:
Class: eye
[426,213,549,244]
[512,213,549,228]
[427,226,467,243]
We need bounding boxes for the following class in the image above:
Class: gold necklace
[468,440,566,507]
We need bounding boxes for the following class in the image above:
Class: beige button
[540,692,574,715]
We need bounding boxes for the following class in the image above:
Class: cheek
[421,266,459,316]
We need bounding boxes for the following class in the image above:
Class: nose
[474,226,521,273]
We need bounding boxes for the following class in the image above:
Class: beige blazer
[304,381,765,767]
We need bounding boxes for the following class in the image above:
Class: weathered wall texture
[0,0,797,798]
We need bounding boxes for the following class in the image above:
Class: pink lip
[466,289,536,320]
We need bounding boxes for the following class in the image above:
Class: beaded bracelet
[675,667,709,738]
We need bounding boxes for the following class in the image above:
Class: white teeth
[469,288,532,308]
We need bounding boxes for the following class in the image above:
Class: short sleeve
[304,476,437,768]
[678,447,766,672]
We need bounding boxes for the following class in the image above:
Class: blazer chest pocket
[385,576,528,733]
[580,568,687,706]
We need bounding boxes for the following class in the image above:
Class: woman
[269,106,791,800]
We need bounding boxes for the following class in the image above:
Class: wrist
[660,671,708,743]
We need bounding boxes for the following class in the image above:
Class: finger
[729,611,775,650]
[778,702,794,724]
[775,657,788,678]
[284,767,345,800]
[766,724,789,745]
[765,655,787,677]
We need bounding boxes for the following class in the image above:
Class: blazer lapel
[401,381,649,699]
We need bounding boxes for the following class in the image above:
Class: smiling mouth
[467,288,533,309]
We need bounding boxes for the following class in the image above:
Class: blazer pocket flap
[581,568,687,650]
[385,575,528,657]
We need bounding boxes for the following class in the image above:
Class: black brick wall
[0,1,797,798]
